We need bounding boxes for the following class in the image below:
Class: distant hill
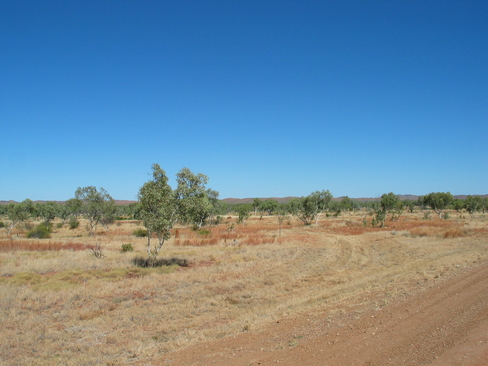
[1,195,487,206]
[0,200,137,205]
[221,194,488,204]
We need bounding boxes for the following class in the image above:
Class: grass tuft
[131,256,189,268]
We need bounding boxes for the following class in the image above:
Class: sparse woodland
[1,166,488,365]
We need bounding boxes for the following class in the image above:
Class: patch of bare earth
[141,259,488,366]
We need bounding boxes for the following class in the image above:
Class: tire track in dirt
[141,260,488,366]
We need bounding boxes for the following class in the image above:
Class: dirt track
[146,259,488,366]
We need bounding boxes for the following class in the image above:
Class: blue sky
[1,0,487,201]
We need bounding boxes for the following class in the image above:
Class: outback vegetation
[1,166,488,365]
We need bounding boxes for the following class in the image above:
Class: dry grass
[0,240,87,252]
[1,213,488,365]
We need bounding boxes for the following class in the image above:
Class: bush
[0,221,5,228]
[133,228,148,237]
[56,222,64,229]
[27,223,52,239]
[68,217,80,229]
[121,243,134,252]
[198,229,211,236]
[131,256,188,268]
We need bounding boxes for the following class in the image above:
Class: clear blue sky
[1,0,487,201]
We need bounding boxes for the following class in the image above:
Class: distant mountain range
[220,195,485,204]
[1,195,486,206]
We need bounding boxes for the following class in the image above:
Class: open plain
[1,211,488,365]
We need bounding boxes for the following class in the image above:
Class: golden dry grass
[0,212,488,365]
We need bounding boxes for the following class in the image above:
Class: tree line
[1,164,487,264]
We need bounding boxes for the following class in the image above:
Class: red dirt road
[145,260,488,366]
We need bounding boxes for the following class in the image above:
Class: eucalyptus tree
[175,167,216,229]
[481,197,488,214]
[236,204,252,225]
[58,198,82,223]
[252,198,262,216]
[138,164,177,266]
[35,201,60,223]
[294,190,333,226]
[340,196,354,212]
[423,192,453,219]
[464,195,482,215]
[261,199,279,216]
[452,199,465,213]
[100,199,117,230]
[74,186,115,236]
[276,204,289,238]
[372,192,401,227]
[402,199,416,213]
[6,199,33,237]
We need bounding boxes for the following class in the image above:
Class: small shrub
[121,243,134,252]
[422,211,431,220]
[24,222,34,231]
[26,223,52,239]
[68,217,80,229]
[133,228,148,237]
[56,222,64,229]
[0,221,5,228]
[198,229,211,236]
[132,256,188,268]
[88,243,105,258]
[443,212,450,220]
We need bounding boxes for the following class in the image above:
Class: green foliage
[372,210,386,227]
[68,217,80,229]
[133,228,148,237]
[261,199,279,215]
[131,256,188,268]
[121,243,134,252]
[26,223,52,239]
[464,195,482,214]
[0,221,5,228]
[35,201,60,223]
[236,204,252,224]
[452,198,465,212]
[402,199,416,213]
[423,192,453,219]
[380,192,399,212]
[294,190,333,225]
[252,198,262,215]
[481,197,488,214]
[6,199,34,236]
[60,198,82,223]
[175,168,217,228]
[56,222,64,228]
[340,196,354,211]
[371,193,401,227]
[74,186,115,236]
[138,164,177,265]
